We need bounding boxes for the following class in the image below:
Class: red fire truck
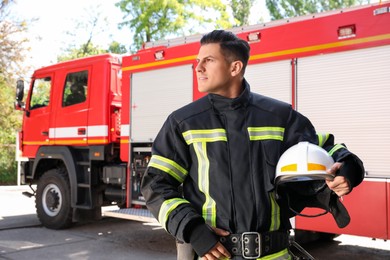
[15,2,390,240]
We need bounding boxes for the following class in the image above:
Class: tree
[0,0,30,80]
[116,0,231,52]
[229,0,254,26]
[57,43,106,62]
[0,0,29,184]
[265,0,370,20]
[107,41,128,54]
[57,4,128,62]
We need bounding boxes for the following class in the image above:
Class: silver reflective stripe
[193,142,216,227]
[248,127,285,141]
[158,198,190,230]
[148,155,188,183]
[182,129,225,227]
[182,129,227,145]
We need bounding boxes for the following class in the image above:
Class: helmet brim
[275,173,334,184]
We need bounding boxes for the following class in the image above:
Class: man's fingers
[327,162,343,176]
[215,243,231,259]
[201,242,231,260]
[212,227,230,236]
[326,176,350,196]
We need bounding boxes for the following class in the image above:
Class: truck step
[102,207,157,223]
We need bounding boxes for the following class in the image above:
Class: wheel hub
[45,189,60,209]
[42,183,62,217]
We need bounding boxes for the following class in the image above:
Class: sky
[11,0,132,70]
[10,0,269,73]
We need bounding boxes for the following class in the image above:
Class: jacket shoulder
[250,92,292,115]
[170,95,211,123]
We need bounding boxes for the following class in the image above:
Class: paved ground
[0,185,176,260]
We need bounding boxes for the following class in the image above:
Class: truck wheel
[36,168,73,229]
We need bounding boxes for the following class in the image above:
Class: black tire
[36,168,73,229]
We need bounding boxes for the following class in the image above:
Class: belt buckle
[241,232,261,259]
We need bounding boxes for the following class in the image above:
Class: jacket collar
[208,79,251,111]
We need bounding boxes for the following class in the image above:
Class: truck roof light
[373,6,389,16]
[338,25,356,39]
[247,32,261,42]
[154,50,165,60]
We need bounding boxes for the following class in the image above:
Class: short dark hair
[200,30,250,72]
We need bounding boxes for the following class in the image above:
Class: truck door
[51,70,89,145]
[22,76,52,157]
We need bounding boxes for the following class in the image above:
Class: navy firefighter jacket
[141,80,363,256]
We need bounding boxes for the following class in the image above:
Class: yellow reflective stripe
[248,127,285,141]
[182,129,222,226]
[269,192,280,232]
[257,248,291,260]
[328,144,346,156]
[158,198,190,230]
[317,132,330,147]
[281,164,297,172]
[182,129,227,145]
[308,163,326,171]
[148,155,188,183]
[194,142,217,227]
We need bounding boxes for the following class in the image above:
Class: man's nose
[196,61,204,72]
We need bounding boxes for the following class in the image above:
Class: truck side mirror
[15,79,25,110]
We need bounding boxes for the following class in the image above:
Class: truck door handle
[42,131,49,136]
[78,128,86,135]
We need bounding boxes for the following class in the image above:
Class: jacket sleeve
[284,108,364,189]
[316,133,364,189]
[141,114,218,257]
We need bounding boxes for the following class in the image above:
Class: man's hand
[201,227,231,260]
[326,162,350,197]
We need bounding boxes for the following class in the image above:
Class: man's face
[196,43,234,96]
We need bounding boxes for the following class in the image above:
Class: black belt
[219,231,290,259]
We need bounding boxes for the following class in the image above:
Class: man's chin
[197,86,208,93]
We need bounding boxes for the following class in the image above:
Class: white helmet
[275,141,334,184]
[274,142,351,228]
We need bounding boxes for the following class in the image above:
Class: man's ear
[231,61,244,76]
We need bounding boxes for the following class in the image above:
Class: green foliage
[108,41,128,54]
[116,0,231,51]
[229,0,254,26]
[265,0,368,20]
[57,4,126,62]
[0,76,20,185]
[57,43,106,62]
[0,1,28,185]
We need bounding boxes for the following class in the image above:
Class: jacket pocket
[261,140,282,191]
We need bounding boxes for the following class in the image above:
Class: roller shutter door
[297,45,390,177]
[130,65,193,142]
[246,60,292,104]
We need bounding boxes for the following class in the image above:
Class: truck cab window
[29,77,51,110]
[63,70,88,107]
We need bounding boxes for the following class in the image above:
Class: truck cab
[15,54,123,229]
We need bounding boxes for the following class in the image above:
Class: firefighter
[141,30,364,260]
[65,83,86,106]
